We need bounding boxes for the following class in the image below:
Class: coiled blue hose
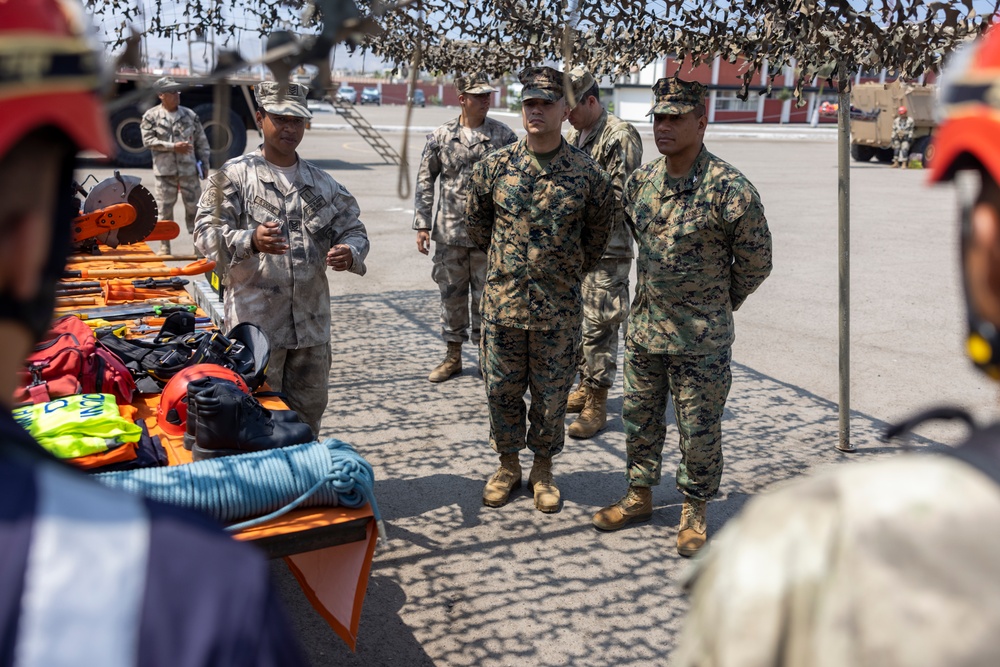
[95,438,385,539]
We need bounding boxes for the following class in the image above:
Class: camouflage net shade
[90,0,996,98]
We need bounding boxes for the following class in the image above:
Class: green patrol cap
[254,81,312,118]
[568,67,596,104]
[648,77,706,116]
[154,76,183,93]
[456,72,497,95]
[519,66,564,102]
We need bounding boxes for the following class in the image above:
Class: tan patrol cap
[154,76,183,93]
[456,72,497,95]
[519,66,564,102]
[254,81,312,118]
[568,67,596,104]
[648,77,706,116]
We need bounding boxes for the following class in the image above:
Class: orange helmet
[897,106,907,115]
[157,364,249,437]
[0,0,112,160]
[930,24,1000,185]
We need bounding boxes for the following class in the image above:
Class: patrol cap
[456,72,497,95]
[648,77,706,116]
[254,81,312,118]
[519,66,564,102]
[154,76,183,93]
[568,67,597,104]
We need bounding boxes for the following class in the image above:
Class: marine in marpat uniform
[140,76,211,255]
[891,105,915,168]
[564,67,643,439]
[194,81,370,436]
[466,66,614,514]
[592,78,772,557]
[413,73,517,382]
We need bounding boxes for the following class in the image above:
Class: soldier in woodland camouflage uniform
[592,78,772,558]
[140,76,211,255]
[466,66,614,514]
[564,68,643,439]
[413,72,517,382]
[891,105,915,168]
[194,82,369,435]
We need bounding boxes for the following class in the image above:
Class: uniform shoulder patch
[723,181,755,223]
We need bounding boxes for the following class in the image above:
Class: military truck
[849,80,935,167]
[108,71,261,169]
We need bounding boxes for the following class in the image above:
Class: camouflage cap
[456,72,497,95]
[568,67,597,104]
[154,76,183,93]
[519,66,564,102]
[254,81,312,118]
[648,77,706,116]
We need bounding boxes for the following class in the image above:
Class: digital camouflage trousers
[480,321,580,458]
[266,342,331,437]
[155,173,202,234]
[578,258,631,389]
[432,243,487,345]
[622,340,732,501]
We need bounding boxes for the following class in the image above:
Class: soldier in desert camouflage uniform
[194,82,370,435]
[592,78,772,557]
[564,68,643,439]
[140,76,211,255]
[413,72,517,382]
[891,105,915,168]
[466,66,614,514]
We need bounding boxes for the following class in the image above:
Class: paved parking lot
[78,105,996,665]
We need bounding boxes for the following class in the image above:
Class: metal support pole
[836,74,854,452]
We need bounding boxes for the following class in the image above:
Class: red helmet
[0,0,113,160]
[897,106,907,115]
[930,25,1000,185]
[157,364,249,436]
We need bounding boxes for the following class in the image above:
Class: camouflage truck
[849,80,936,167]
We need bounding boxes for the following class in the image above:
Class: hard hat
[897,106,907,115]
[0,0,112,160]
[157,364,249,437]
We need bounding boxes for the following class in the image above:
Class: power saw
[72,171,159,249]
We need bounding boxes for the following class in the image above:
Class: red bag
[14,315,135,405]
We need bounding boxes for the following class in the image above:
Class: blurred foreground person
[0,1,306,664]
[672,30,1000,666]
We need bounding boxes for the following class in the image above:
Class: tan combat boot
[527,456,560,513]
[592,486,652,531]
[891,160,900,168]
[567,386,608,439]
[483,453,521,507]
[901,161,909,169]
[677,497,708,557]
[428,342,462,382]
[566,381,589,413]
[158,240,172,255]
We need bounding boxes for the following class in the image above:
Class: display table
[59,244,378,649]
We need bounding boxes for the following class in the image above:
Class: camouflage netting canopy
[92,0,996,98]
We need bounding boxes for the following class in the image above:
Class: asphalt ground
[78,103,997,665]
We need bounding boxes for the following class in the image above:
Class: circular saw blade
[116,183,159,245]
[84,175,159,247]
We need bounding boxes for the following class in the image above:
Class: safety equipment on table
[0,0,113,344]
[929,25,1000,380]
[184,378,303,451]
[157,364,249,437]
[227,322,271,390]
[190,381,314,461]
[13,393,142,459]
[897,106,907,115]
[73,172,159,249]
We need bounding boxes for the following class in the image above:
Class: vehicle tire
[193,104,247,169]
[912,135,932,169]
[110,106,152,168]
[875,147,895,163]
[850,143,875,163]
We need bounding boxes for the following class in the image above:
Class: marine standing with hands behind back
[592,78,772,557]
[564,67,643,439]
[413,72,517,382]
[466,66,614,514]
[140,76,211,255]
[194,82,370,436]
